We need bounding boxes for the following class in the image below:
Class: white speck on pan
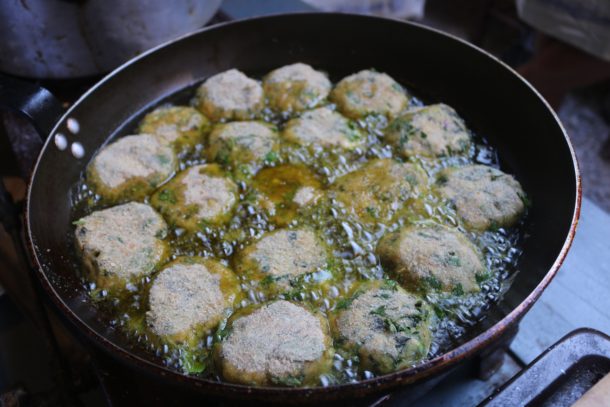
[54,133,67,150]
[71,141,85,158]
[67,117,80,134]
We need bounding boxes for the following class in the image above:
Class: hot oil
[70,79,526,386]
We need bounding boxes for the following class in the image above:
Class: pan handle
[0,73,64,243]
[0,73,64,139]
[0,73,65,177]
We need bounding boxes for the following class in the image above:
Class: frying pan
[0,13,580,404]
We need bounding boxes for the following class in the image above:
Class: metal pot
[0,0,222,79]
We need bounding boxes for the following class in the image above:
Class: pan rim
[25,11,582,398]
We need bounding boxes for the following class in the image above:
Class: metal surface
[7,12,581,403]
[0,74,64,138]
[220,0,316,20]
[0,0,222,79]
[0,74,64,176]
[482,329,610,406]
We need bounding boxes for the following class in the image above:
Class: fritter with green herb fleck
[216,300,333,386]
[138,106,210,152]
[263,63,331,114]
[234,228,328,293]
[330,158,428,223]
[332,280,432,374]
[74,202,168,290]
[330,70,408,119]
[150,164,238,231]
[147,256,241,344]
[87,134,177,201]
[385,104,471,158]
[435,165,526,231]
[196,69,264,121]
[282,106,365,150]
[377,222,484,294]
[206,121,279,176]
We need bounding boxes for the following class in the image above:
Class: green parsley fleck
[445,254,461,267]
[335,297,354,310]
[271,375,303,387]
[452,283,464,296]
[423,275,442,290]
[264,151,279,163]
[384,280,399,291]
[261,275,275,286]
[158,189,177,204]
[370,305,387,317]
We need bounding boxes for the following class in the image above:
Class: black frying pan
[0,13,580,404]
